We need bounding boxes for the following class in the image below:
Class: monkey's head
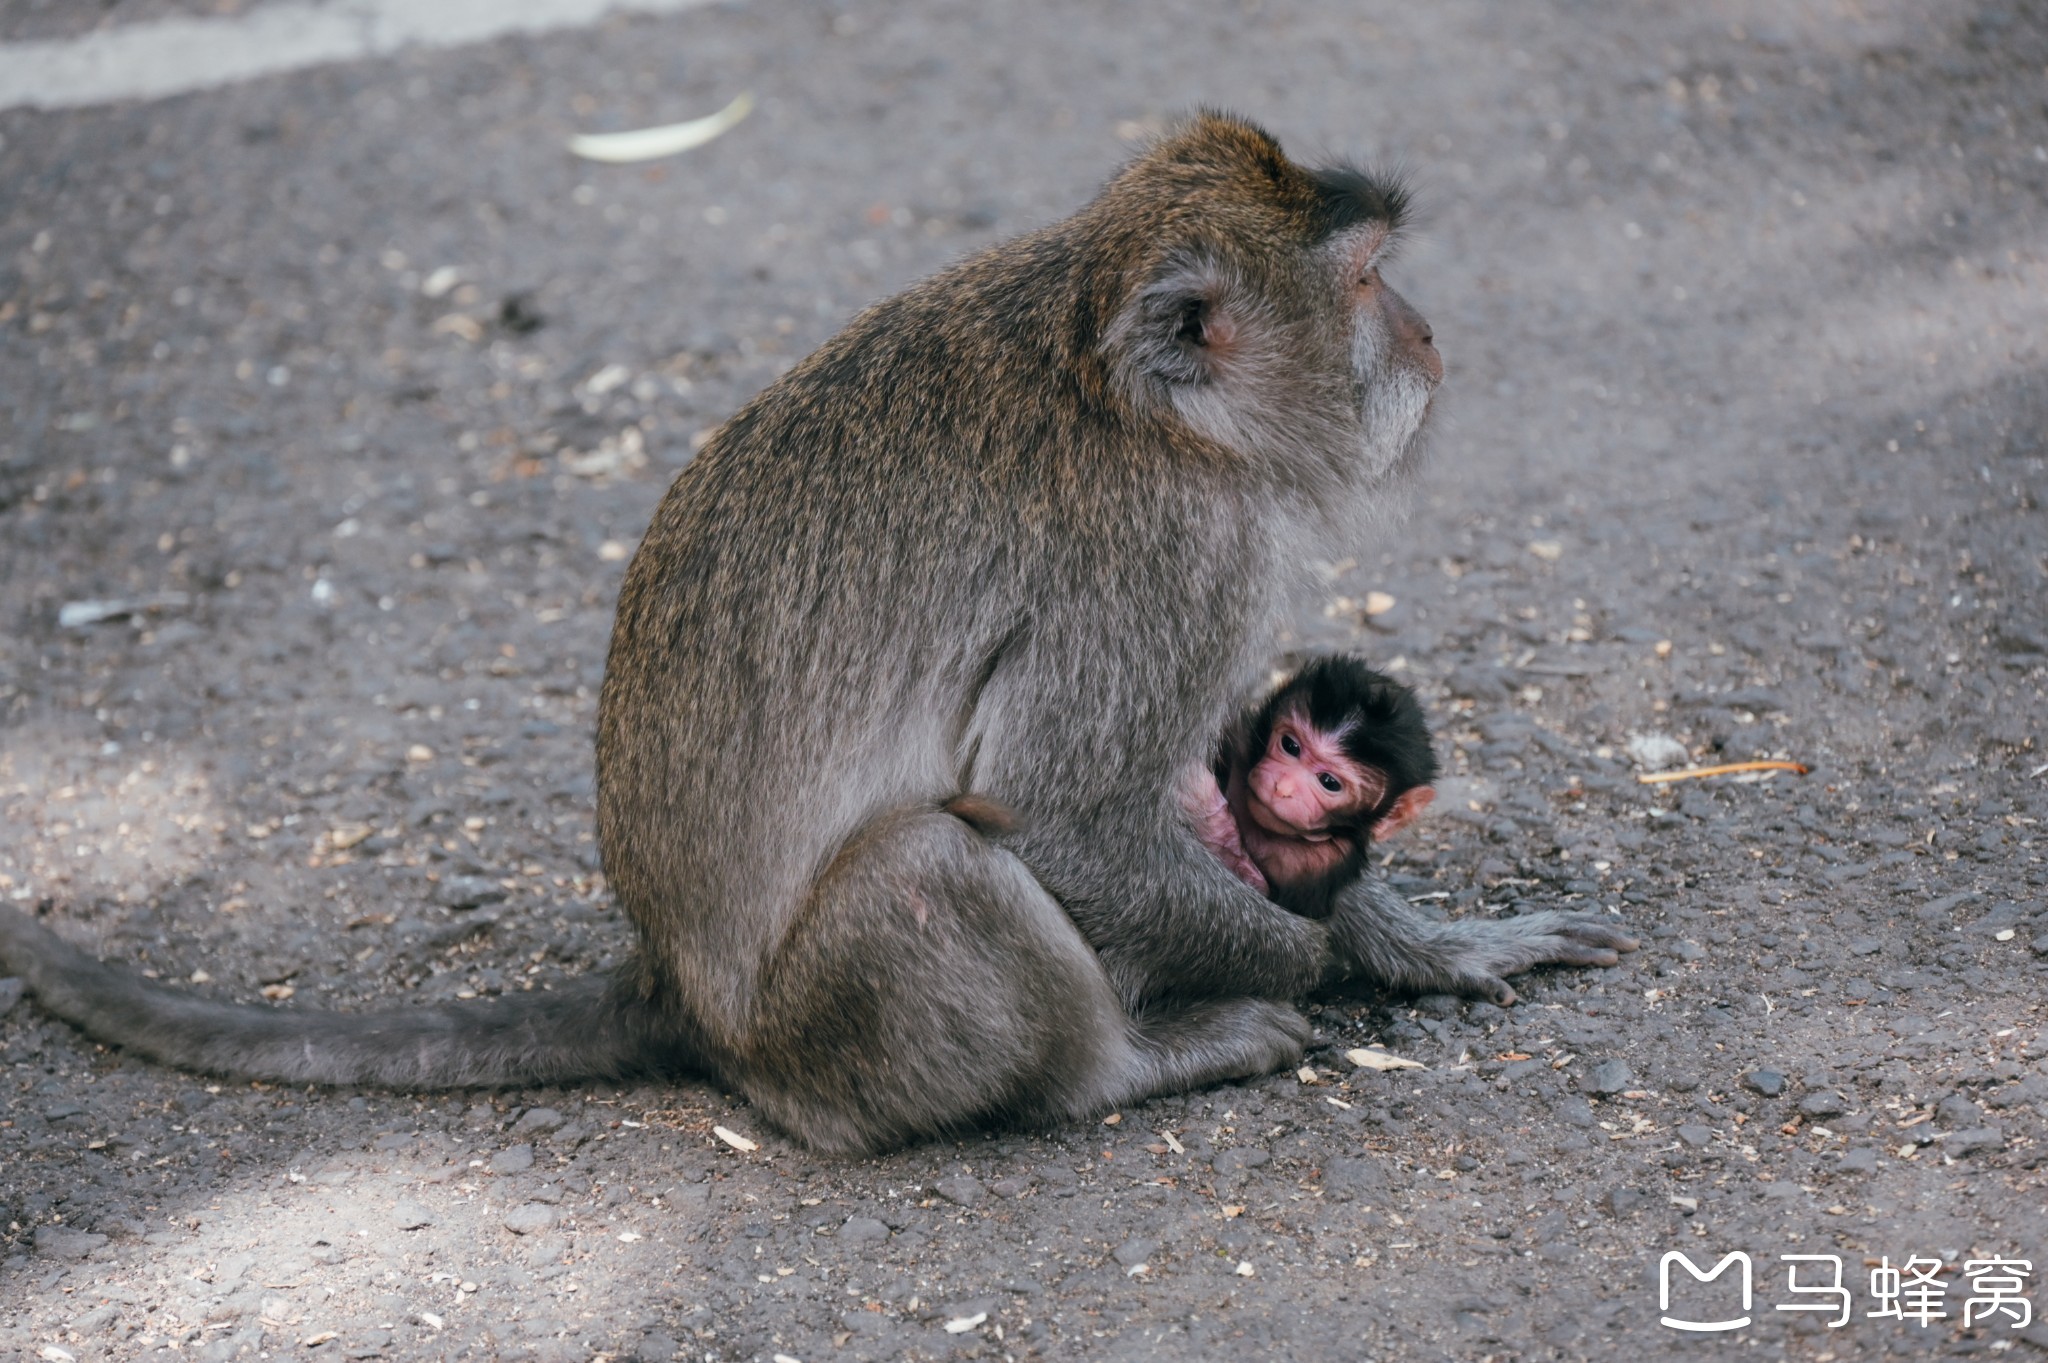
[1092,112,1443,499]
[1244,655,1440,843]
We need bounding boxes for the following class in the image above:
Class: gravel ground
[3,1,2046,1360]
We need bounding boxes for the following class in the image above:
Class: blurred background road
[2,2,2044,1360]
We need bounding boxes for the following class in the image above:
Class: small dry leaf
[1221,1204,1245,1219]
[1296,1066,1319,1084]
[431,313,484,342]
[1362,590,1396,616]
[713,1125,758,1152]
[943,1312,987,1334]
[260,984,295,1001]
[568,91,754,163]
[1345,1047,1425,1072]
[1101,1112,1122,1125]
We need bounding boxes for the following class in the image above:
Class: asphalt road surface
[2,1,2045,1360]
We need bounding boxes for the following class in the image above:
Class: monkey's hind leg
[738,810,1306,1154]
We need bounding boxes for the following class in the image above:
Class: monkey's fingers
[1543,944,1625,968]
[1443,913,1638,1006]
[1449,972,1521,1008]
[1536,913,1639,952]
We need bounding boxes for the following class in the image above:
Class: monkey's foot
[1122,997,1310,1100]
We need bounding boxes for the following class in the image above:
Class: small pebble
[1582,1059,1634,1096]
[32,1227,107,1261]
[511,1107,567,1136]
[839,1216,890,1245]
[1797,1092,1846,1119]
[501,1204,561,1236]
[391,1199,436,1230]
[491,1143,536,1176]
[934,1175,985,1208]
[1944,1127,2004,1157]
[1743,1069,1788,1097]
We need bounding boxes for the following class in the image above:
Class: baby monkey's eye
[1280,733,1302,758]
[1317,773,1342,793]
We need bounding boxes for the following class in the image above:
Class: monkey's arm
[1009,794,1330,1007]
[1323,871,1638,1006]
[1176,765,1267,893]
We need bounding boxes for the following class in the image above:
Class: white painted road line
[0,0,719,114]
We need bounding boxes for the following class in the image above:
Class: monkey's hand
[1325,874,1637,1006]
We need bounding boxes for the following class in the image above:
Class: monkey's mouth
[1245,799,1333,841]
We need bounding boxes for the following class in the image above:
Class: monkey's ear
[1376,785,1434,839]
[1116,262,1243,389]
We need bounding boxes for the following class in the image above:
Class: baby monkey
[1185,656,1438,916]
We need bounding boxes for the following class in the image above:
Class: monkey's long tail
[0,905,667,1089]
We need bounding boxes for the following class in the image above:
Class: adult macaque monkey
[0,114,1635,1154]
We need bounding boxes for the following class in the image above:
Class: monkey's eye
[1280,733,1302,758]
[1317,773,1342,793]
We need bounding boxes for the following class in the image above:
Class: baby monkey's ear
[1374,785,1434,839]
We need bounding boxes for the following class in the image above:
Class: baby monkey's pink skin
[1182,701,1435,899]
[1181,767,1270,893]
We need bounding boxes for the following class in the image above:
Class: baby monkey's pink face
[1243,707,1383,839]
